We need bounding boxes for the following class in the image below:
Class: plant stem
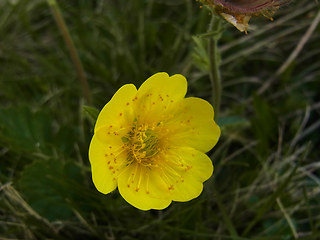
[47,0,92,104]
[208,15,222,121]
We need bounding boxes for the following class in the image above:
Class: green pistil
[124,123,160,165]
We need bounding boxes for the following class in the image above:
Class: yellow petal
[89,134,126,194]
[160,147,213,202]
[117,163,172,210]
[167,97,220,153]
[134,73,187,123]
[95,84,137,133]
[94,123,127,145]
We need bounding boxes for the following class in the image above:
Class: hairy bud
[199,0,291,33]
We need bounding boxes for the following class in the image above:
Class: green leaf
[218,115,249,127]
[191,36,209,71]
[82,105,99,125]
[18,159,83,221]
[0,106,52,153]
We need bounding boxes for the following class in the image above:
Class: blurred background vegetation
[1,0,320,239]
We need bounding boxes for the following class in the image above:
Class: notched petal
[95,84,137,132]
[117,163,172,210]
[167,97,221,153]
[157,147,213,202]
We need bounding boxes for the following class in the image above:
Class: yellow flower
[89,72,220,210]
[199,0,291,33]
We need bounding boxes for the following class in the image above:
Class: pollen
[122,121,164,167]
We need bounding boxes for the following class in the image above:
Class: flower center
[123,121,161,166]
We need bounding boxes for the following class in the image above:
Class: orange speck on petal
[88,72,220,211]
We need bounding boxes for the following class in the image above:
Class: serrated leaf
[191,36,209,71]
[18,159,83,221]
[0,107,51,152]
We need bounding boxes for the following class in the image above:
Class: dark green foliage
[251,94,279,155]
[0,107,52,152]
[83,105,100,125]
[18,160,83,221]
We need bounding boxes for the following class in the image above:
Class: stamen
[136,168,143,192]
[128,163,139,186]
[145,171,150,194]
[163,162,183,179]
[122,120,164,167]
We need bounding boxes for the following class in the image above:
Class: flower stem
[47,0,92,104]
[208,14,222,121]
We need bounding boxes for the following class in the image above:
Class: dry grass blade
[258,9,320,94]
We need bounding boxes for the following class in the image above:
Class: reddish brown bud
[199,0,291,33]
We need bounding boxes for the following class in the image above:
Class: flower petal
[167,97,220,153]
[89,134,126,194]
[138,73,187,101]
[160,147,213,202]
[118,163,172,210]
[134,73,187,123]
[94,123,127,145]
[95,84,137,133]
